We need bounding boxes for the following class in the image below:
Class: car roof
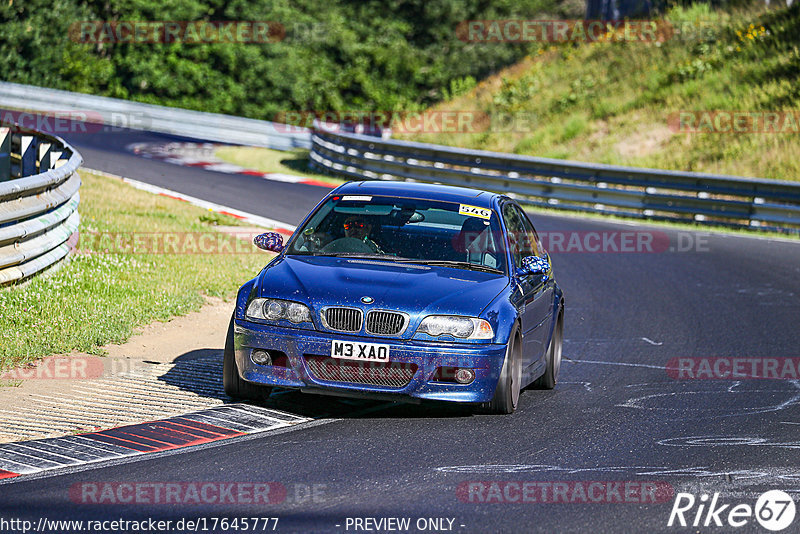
[335,181,499,209]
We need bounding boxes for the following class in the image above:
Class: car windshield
[286,195,507,274]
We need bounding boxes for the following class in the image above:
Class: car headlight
[416,316,494,340]
[246,298,312,324]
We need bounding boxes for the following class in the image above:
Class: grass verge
[214,146,344,186]
[0,170,273,369]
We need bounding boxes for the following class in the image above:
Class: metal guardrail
[0,123,82,285]
[310,126,800,232]
[0,81,310,151]
[5,83,798,232]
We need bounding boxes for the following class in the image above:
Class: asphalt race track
[58,126,326,224]
[2,127,799,533]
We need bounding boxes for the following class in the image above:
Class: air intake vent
[323,307,362,332]
[365,311,407,336]
[305,355,416,388]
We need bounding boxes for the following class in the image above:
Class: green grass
[214,146,344,186]
[0,171,273,370]
[397,2,800,182]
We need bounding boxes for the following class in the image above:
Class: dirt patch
[614,124,674,159]
[0,297,235,442]
[100,296,232,363]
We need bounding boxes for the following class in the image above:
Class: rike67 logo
[668,490,796,531]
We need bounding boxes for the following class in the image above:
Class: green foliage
[0,0,575,117]
[442,76,477,101]
[401,2,800,182]
[493,72,543,112]
[556,74,599,110]
[560,115,587,141]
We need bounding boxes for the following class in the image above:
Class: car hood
[258,255,508,317]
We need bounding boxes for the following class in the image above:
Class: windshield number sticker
[459,204,492,220]
[341,195,372,201]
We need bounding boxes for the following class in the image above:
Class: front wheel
[223,315,272,401]
[532,312,563,390]
[485,332,522,414]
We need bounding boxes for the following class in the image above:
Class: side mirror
[254,232,284,253]
[518,254,550,281]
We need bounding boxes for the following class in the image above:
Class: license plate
[331,340,390,362]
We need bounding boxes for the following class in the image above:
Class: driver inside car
[342,216,383,253]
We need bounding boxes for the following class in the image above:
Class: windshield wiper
[310,253,414,261]
[302,253,502,273]
[393,259,503,274]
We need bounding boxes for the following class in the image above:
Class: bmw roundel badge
[361,296,374,304]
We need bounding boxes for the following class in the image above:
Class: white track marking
[434,464,800,497]
[618,380,800,417]
[559,381,593,391]
[728,381,742,392]
[562,358,666,370]
[0,404,315,480]
[84,168,297,231]
[658,436,800,450]
[125,142,334,188]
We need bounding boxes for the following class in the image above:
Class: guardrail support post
[19,135,38,177]
[38,142,53,172]
[0,123,83,285]
[50,150,63,168]
[0,127,9,182]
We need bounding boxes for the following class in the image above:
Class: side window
[516,207,543,257]
[502,203,526,269]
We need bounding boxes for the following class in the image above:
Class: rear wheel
[485,331,522,414]
[223,315,272,401]
[533,311,563,390]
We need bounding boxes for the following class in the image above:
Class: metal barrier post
[38,141,53,172]
[0,127,9,182]
[19,135,38,177]
[0,122,82,285]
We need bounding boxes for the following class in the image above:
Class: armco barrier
[310,126,800,232]
[0,123,82,285]
[5,82,798,232]
[0,81,310,151]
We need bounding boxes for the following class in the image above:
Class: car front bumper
[233,319,507,404]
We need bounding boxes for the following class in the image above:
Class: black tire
[485,330,522,414]
[223,315,272,401]
[532,311,563,390]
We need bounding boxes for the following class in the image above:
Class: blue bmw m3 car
[224,181,564,413]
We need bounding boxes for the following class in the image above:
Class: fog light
[251,350,272,365]
[454,368,475,384]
